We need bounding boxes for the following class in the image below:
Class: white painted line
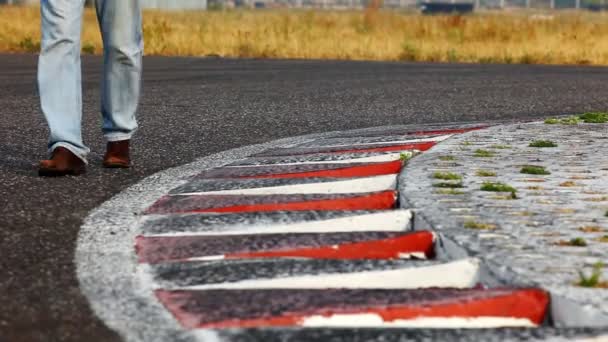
[398,252,427,259]
[169,258,480,290]
[299,314,536,328]
[143,210,412,237]
[175,174,398,196]
[307,135,452,149]
[227,153,407,167]
[185,255,226,262]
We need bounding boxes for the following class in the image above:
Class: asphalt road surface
[1,53,608,342]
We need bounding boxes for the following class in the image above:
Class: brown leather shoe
[103,140,130,168]
[39,147,87,177]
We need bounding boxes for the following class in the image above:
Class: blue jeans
[38,0,143,162]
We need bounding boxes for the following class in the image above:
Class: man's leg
[38,0,89,163]
[96,0,143,167]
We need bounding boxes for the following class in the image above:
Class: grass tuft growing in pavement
[544,116,580,125]
[473,149,495,158]
[556,237,588,247]
[490,144,511,149]
[464,221,497,230]
[529,140,557,148]
[521,165,551,175]
[399,152,413,162]
[576,262,606,288]
[435,188,465,195]
[432,172,462,180]
[438,155,456,161]
[476,170,497,177]
[433,182,464,189]
[480,182,516,193]
[578,112,608,123]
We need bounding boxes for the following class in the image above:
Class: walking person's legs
[38,0,88,176]
[96,0,143,168]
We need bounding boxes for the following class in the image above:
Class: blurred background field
[1,5,607,65]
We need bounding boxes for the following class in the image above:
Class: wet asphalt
[1,53,608,341]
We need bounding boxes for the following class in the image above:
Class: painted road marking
[154,258,480,290]
[226,152,406,167]
[144,191,397,215]
[298,315,536,328]
[196,160,404,179]
[254,141,438,157]
[135,231,435,264]
[173,174,397,196]
[296,135,452,149]
[227,151,416,167]
[155,287,549,329]
[141,210,413,236]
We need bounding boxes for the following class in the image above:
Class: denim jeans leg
[38,0,89,162]
[95,0,143,142]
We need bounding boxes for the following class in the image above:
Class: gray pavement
[2,53,608,341]
[400,121,608,327]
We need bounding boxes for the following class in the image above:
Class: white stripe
[144,210,412,237]
[184,255,225,262]
[227,153,407,167]
[171,259,480,290]
[300,314,536,328]
[175,174,397,196]
[306,135,452,149]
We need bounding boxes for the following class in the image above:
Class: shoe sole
[103,162,130,169]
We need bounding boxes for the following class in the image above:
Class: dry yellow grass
[2,5,608,65]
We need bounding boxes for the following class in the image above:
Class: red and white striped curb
[77,123,577,342]
[134,125,550,330]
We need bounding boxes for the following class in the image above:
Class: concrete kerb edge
[398,121,608,334]
[76,121,490,342]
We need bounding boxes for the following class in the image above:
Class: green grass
[438,155,456,161]
[570,237,588,246]
[435,188,465,195]
[578,112,608,123]
[433,182,464,189]
[521,165,551,175]
[464,221,497,230]
[476,170,497,177]
[489,144,511,149]
[399,152,412,162]
[480,182,517,193]
[529,140,557,148]
[432,172,462,180]
[473,149,495,158]
[544,116,581,125]
[545,112,608,125]
[577,262,605,287]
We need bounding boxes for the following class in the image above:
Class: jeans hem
[49,142,89,164]
[105,133,134,142]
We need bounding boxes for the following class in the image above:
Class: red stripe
[408,126,488,136]
[327,141,436,154]
[157,289,549,329]
[182,191,396,214]
[240,160,403,179]
[226,231,435,260]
